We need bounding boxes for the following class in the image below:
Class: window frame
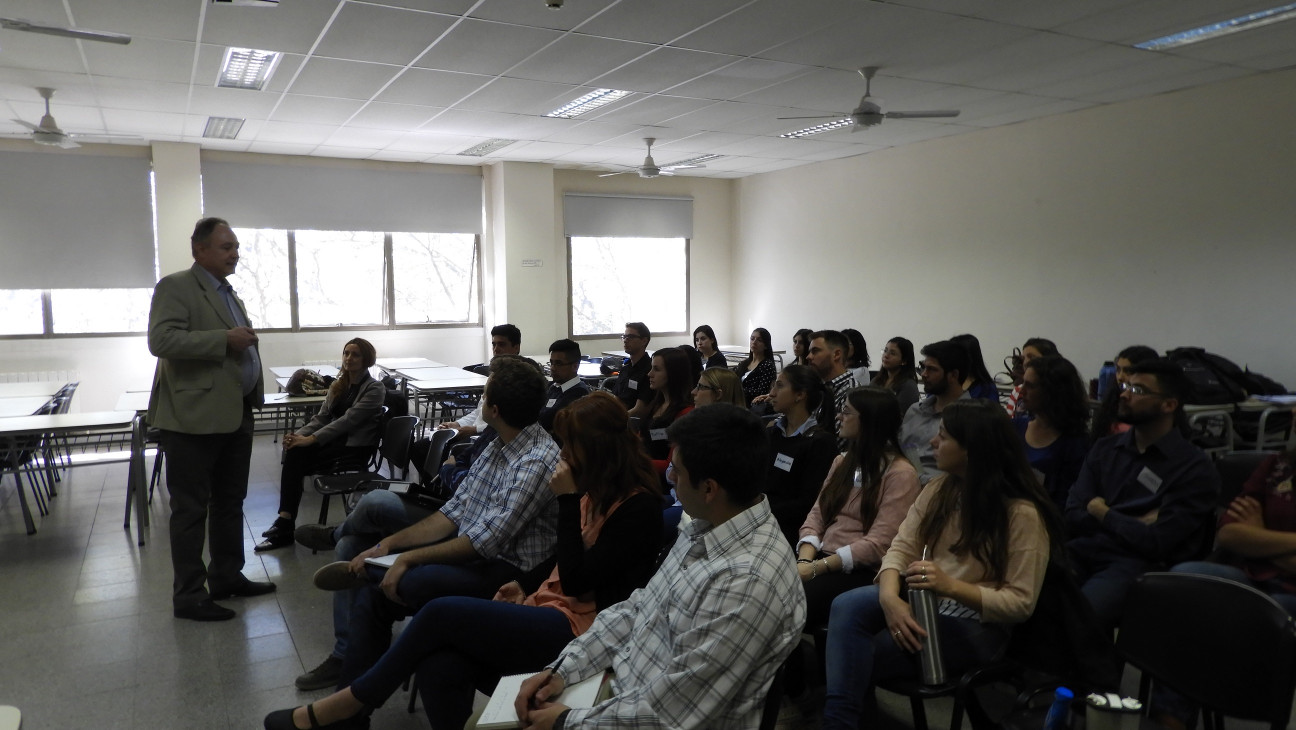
[0,231,483,339]
[565,235,692,342]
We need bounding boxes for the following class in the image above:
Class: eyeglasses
[1120,382,1166,397]
[548,360,573,368]
[620,334,642,341]
[692,383,716,392]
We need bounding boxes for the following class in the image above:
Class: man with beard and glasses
[1063,358,1219,630]
[898,340,971,485]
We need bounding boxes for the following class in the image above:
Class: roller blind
[0,150,155,289]
[201,160,483,234]
[563,193,693,238]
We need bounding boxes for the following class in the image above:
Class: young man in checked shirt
[332,355,562,690]
[517,404,807,730]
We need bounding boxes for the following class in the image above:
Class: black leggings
[277,440,370,519]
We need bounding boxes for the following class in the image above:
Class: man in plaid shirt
[517,404,806,729]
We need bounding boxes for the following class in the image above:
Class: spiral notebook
[474,670,612,730]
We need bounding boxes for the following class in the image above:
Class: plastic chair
[313,414,419,524]
[1117,572,1296,730]
[1214,450,1277,507]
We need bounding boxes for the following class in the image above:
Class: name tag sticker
[628,379,639,390]
[650,428,668,441]
[546,398,557,408]
[1277,479,1292,495]
[773,453,794,472]
[1137,467,1163,492]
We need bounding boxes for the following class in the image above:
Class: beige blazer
[147,263,265,434]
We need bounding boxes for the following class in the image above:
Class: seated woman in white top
[692,324,728,370]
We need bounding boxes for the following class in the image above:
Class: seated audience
[638,347,694,470]
[265,393,662,730]
[951,333,1000,403]
[807,329,858,441]
[1090,344,1159,444]
[616,322,653,415]
[764,365,839,544]
[842,328,871,386]
[792,328,814,367]
[822,400,1062,729]
[1003,337,1059,418]
[899,340,971,484]
[539,339,591,433]
[513,405,806,729]
[434,323,521,437]
[870,336,921,415]
[693,367,746,408]
[321,357,562,692]
[1014,355,1091,510]
[1151,446,1296,729]
[798,387,920,630]
[1064,359,1219,630]
[257,338,385,552]
[734,327,778,406]
[693,324,728,370]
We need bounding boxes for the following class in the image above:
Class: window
[228,228,291,329]
[295,230,386,327]
[568,236,689,337]
[0,290,44,336]
[393,232,480,324]
[49,289,152,334]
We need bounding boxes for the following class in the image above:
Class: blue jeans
[329,490,431,659]
[1150,561,1296,727]
[821,585,1009,730]
[339,558,523,689]
[348,597,575,730]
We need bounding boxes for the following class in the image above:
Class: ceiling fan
[0,17,131,44]
[779,66,960,132]
[6,88,142,149]
[598,138,706,178]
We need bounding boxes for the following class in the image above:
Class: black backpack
[1165,347,1249,405]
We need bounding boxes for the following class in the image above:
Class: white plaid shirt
[551,496,806,729]
[439,421,559,572]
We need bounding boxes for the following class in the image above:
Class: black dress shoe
[262,516,295,539]
[174,599,236,622]
[209,579,277,600]
[255,532,295,552]
[265,704,370,730]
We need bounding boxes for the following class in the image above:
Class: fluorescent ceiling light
[666,153,724,166]
[1134,2,1296,50]
[203,117,244,139]
[458,138,517,156]
[217,47,282,90]
[545,89,630,118]
[779,118,852,139]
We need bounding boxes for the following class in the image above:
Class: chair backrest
[378,415,420,476]
[1215,450,1278,507]
[1117,572,1296,730]
[421,427,457,478]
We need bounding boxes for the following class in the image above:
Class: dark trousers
[159,406,254,608]
[277,440,370,519]
[339,558,524,688]
[348,597,575,730]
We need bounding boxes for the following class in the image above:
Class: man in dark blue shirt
[1064,359,1219,630]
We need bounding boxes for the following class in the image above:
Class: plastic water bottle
[1043,686,1072,729]
[1096,361,1117,400]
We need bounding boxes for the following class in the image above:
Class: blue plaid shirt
[440,421,560,572]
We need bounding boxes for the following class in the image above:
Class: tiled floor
[4,436,1288,730]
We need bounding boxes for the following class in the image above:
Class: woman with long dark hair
[797,387,920,628]
[950,333,1000,403]
[264,392,662,730]
[1003,337,1060,418]
[1014,356,1091,509]
[792,328,814,367]
[692,324,727,370]
[822,400,1063,729]
[1090,344,1159,443]
[870,336,920,415]
[842,328,871,385]
[257,338,385,551]
[735,327,777,405]
[639,347,694,466]
[762,365,839,544]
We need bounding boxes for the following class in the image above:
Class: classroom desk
[0,397,53,418]
[390,366,453,382]
[407,372,489,426]
[1,410,136,536]
[0,381,64,399]
[377,357,447,371]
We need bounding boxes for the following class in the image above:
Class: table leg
[127,414,147,546]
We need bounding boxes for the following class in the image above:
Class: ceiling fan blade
[0,17,131,44]
[658,170,675,176]
[777,114,848,120]
[11,118,42,132]
[661,164,701,171]
[885,110,960,119]
[55,137,81,149]
[67,132,145,141]
[597,171,632,178]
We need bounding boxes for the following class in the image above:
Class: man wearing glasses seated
[613,322,653,415]
[540,339,592,432]
[1063,358,1220,630]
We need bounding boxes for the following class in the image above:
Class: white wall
[733,66,1296,387]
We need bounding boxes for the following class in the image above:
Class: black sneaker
[295,655,343,691]
[295,523,339,552]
